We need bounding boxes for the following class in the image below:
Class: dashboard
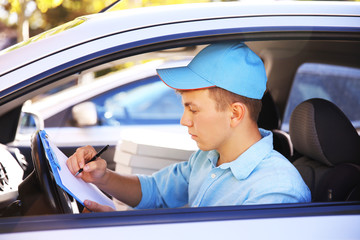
[0,145,26,210]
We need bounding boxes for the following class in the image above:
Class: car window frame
[2,31,360,233]
[0,201,359,234]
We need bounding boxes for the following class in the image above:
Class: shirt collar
[207,150,220,167]
[216,129,274,180]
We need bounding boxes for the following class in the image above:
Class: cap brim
[157,66,215,91]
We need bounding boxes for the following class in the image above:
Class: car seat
[289,98,360,202]
[258,91,293,159]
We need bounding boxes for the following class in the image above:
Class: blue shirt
[136,129,311,209]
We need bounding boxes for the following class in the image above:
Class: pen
[75,145,109,177]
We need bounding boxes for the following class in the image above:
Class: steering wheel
[30,130,74,214]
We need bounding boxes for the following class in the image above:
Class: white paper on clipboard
[40,130,115,209]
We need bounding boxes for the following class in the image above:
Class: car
[0,1,360,239]
[16,59,193,171]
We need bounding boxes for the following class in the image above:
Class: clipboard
[38,130,115,209]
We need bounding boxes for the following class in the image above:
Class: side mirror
[18,111,44,135]
[72,102,98,127]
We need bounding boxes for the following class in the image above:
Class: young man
[66,42,311,212]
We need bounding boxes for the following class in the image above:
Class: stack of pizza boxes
[114,128,197,176]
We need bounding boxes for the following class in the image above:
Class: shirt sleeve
[135,159,192,209]
[242,186,311,205]
[241,170,311,205]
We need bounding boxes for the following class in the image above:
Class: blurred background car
[16,58,195,171]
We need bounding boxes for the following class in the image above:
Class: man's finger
[84,200,114,212]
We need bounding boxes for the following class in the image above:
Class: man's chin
[196,142,212,152]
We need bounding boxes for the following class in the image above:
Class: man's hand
[83,200,115,213]
[67,146,142,208]
[66,145,108,185]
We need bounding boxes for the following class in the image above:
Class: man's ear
[230,102,245,127]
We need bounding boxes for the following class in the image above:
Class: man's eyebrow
[183,102,196,107]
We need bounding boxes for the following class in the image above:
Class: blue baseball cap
[157,42,267,99]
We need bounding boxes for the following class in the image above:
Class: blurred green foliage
[1,0,357,42]
[0,0,210,40]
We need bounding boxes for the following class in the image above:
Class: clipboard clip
[39,130,61,170]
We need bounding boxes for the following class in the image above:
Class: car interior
[289,98,360,202]
[0,38,360,218]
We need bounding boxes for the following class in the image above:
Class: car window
[282,63,360,132]
[91,76,184,126]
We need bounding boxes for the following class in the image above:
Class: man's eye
[189,109,197,113]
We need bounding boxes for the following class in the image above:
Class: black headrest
[289,98,360,166]
[258,91,281,130]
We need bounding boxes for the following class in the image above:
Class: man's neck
[216,126,262,167]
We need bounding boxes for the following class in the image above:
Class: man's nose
[180,112,192,127]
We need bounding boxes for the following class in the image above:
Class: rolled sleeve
[135,174,157,209]
[135,161,191,209]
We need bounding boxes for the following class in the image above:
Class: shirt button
[211,173,216,179]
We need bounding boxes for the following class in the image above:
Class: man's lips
[189,132,197,139]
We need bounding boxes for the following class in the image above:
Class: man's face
[180,89,232,152]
